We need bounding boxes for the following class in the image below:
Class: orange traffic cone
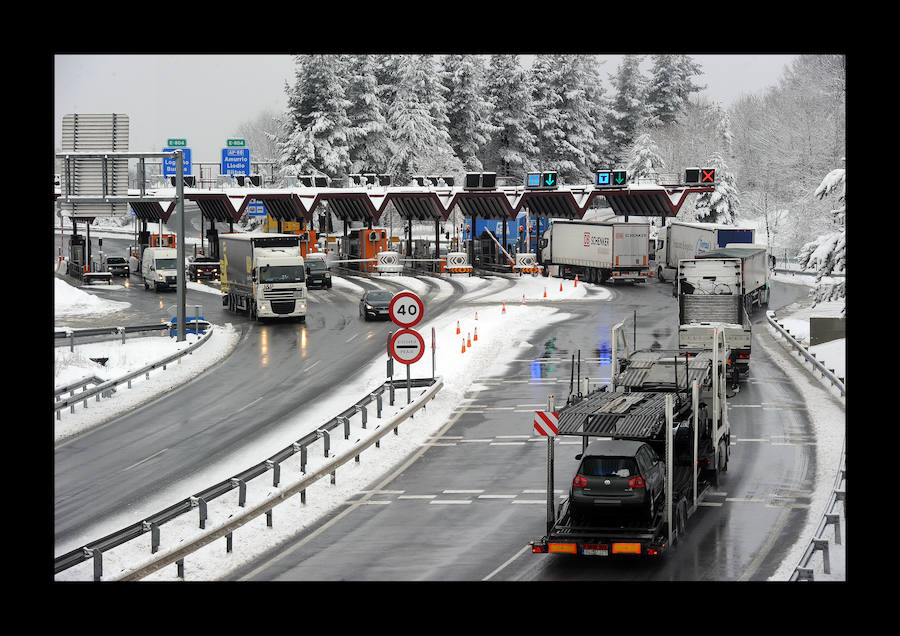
[522,293,526,306]
[560,282,563,292]
[467,332,472,348]
[502,303,506,314]
[575,274,579,287]
[475,311,478,321]
[543,287,547,298]
[461,337,466,353]
[456,321,460,335]
[474,327,478,342]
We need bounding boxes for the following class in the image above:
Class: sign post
[389,328,425,404]
[534,402,559,536]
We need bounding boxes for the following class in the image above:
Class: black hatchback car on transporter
[569,438,666,524]
[359,290,394,321]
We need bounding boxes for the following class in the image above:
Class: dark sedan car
[359,290,394,321]
[104,256,130,277]
[569,439,665,524]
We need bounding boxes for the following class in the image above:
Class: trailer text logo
[585,232,609,247]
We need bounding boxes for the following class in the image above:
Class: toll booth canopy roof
[451,191,517,220]
[185,193,242,223]
[516,190,586,219]
[385,191,453,222]
[239,192,311,224]
[129,200,173,223]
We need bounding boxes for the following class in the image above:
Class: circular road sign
[389,291,424,328]
[389,328,425,365]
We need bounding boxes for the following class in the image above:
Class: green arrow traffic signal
[613,170,626,185]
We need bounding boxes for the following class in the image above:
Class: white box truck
[220,233,308,321]
[538,220,650,284]
[141,247,179,291]
[654,221,755,282]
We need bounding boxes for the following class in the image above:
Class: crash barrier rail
[53,325,214,420]
[765,310,846,581]
[55,323,172,350]
[54,376,443,580]
[765,311,845,399]
[789,443,846,581]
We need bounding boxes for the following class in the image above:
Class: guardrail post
[342,417,350,440]
[825,513,842,544]
[812,538,831,574]
[176,558,184,579]
[331,469,336,485]
[266,509,273,527]
[376,392,382,418]
[390,381,395,406]
[320,429,330,457]
[84,547,102,581]
[226,532,233,553]
[151,522,160,554]
[360,405,367,429]
[301,488,306,504]
[267,460,280,487]
[232,478,246,507]
[70,333,75,352]
[198,498,207,529]
[300,446,307,473]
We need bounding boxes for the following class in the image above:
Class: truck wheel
[657,266,664,282]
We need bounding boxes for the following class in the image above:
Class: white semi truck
[538,220,651,284]
[654,221,755,282]
[220,233,308,321]
[676,247,770,382]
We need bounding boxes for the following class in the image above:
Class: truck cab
[141,247,179,291]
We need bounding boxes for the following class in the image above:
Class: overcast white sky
[54,53,797,164]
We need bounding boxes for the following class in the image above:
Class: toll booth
[348,227,389,273]
[298,229,318,258]
[67,234,86,278]
[149,233,176,248]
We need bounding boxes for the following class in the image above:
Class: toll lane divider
[54,376,443,580]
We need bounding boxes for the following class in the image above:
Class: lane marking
[302,360,321,372]
[122,448,168,472]
[429,500,471,505]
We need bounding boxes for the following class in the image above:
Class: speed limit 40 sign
[389,291,424,328]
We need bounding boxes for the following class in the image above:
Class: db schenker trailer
[530,328,730,558]
[537,220,651,284]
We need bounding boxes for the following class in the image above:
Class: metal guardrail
[54,376,442,579]
[766,311,845,398]
[53,325,214,419]
[789,443,845,581]
[55,324,172,350]
[765,310,846,580]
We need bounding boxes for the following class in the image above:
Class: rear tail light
[572,475,588,488]
[627,476,646,488]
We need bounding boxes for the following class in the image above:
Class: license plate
[582,545,608,556]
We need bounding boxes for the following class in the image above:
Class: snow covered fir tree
[235,53,845,290]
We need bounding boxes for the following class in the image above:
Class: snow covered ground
[54,260,845,581]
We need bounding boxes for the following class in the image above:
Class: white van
[141,247,179,291]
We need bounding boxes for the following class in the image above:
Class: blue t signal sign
[596,170,611,186]
[527,173,541,187]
